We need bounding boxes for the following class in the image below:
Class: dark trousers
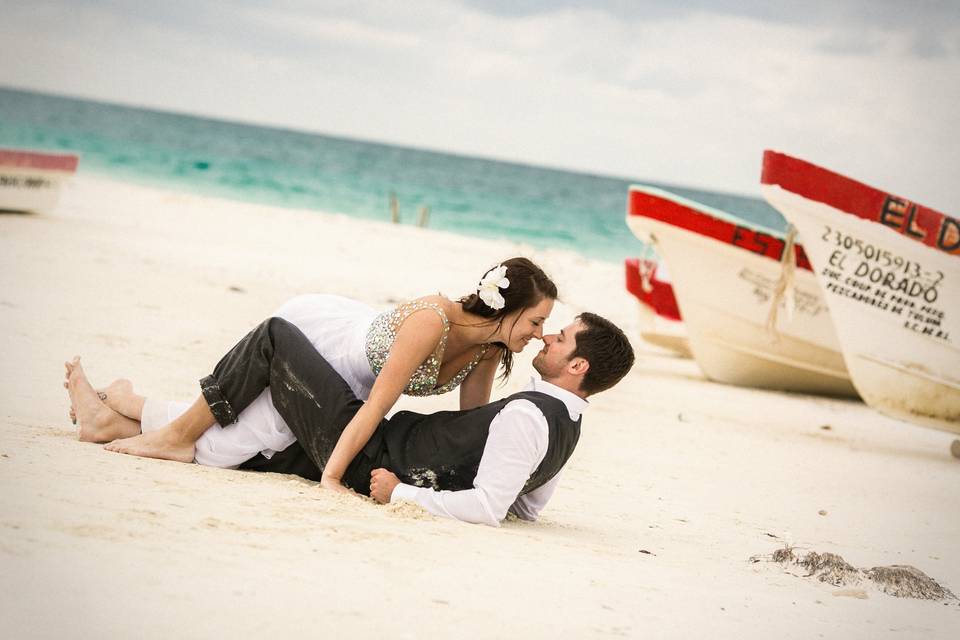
[200,317,381,493]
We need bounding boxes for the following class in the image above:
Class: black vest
[363,391,581,495]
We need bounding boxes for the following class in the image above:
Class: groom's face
[532,319,584,378]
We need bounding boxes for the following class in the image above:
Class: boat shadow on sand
[799,424,956,465]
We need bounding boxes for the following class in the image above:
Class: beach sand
[1,176,957,638]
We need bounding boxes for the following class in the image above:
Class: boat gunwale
[626,184,814,271]
[761,149,958,258]
[0,148,79,173]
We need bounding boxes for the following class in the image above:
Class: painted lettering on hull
[814,225,951,346]
[737,268,827,316]
[0,176,53,189]
[880,196,960,255]
[730,225,812,268]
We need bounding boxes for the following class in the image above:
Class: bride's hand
[319,474,352,495]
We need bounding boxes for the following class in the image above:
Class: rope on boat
[638,238,657,293]
[765,225,798,340]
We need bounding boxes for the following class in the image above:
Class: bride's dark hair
[458,257,558,379]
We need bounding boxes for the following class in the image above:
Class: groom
[205,313,634,526]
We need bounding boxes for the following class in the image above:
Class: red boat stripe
[624,258,683,321]
[627,188,813,271]
[761,150,959,257]
[0,150,79,173]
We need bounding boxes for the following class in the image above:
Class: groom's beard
[532,355,544,376]
[532,347,547,375]
[532,350,563,379]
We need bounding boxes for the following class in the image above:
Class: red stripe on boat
[762,150,959,257]
[0,149,79,173]
[627,188,813,271]
[624,258,683,321]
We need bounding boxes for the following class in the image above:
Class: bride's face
[502,297,554,352]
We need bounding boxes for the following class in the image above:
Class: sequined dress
[141,294,489,468]
[365,299,489,396]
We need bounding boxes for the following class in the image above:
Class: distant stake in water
[417,205,430,228]
[388,192,430,228]
[389,191,400,224]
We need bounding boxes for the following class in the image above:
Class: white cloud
[239,7,423,50]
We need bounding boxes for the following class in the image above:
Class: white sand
[1,176,957,638]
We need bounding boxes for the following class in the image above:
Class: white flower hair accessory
[477,264,510,310]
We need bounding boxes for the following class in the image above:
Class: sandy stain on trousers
[200,378,237,425]
[274,360,334,469]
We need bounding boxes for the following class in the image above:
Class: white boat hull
[633,217,856,396]
[0,149,79,214]
[624,258,691,356]
[0,167,71,213]
[762,183,959,433]
[635,299,691,357]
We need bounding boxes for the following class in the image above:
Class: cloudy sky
[2,0,958,207]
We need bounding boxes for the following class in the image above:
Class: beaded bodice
[365,300,490,396]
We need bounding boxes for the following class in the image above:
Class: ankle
[167,422,194,442]
[166,416,214,444]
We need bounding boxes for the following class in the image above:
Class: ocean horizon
[0,86,788,262]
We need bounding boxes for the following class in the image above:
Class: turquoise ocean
[0,87,787,263]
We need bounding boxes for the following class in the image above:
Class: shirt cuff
[390,482,420,503]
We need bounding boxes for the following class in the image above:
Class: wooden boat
[761,150,959,435]
[624,257,691,356]
[626,185,857,397]
[0,149,79,213]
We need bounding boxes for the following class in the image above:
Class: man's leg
[107,317,372,478]
[228,319,381,489]
[199,317,366,469]
[102,316,300,461]
[238,443,321,481]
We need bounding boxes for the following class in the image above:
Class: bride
[65,257,557,493]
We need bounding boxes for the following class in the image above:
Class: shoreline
[74,165,637,265]
[1,175,957,638]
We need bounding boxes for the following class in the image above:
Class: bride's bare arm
[457,349,499,410]
[319,310,444,492]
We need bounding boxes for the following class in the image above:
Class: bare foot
[97,379,144,420]
[64,359,101,425]
[67,377,141,423]
[64,360,82,424]
[104,426,196,463]
[65,357,141,443]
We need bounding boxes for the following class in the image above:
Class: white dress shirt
[390,377,587,527]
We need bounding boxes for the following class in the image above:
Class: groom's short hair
[572,312,634,395]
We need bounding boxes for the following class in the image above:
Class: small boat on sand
[624,257,691,356]
[626,185,857,397]
[0,148,79,213]
[761,150,959,435]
